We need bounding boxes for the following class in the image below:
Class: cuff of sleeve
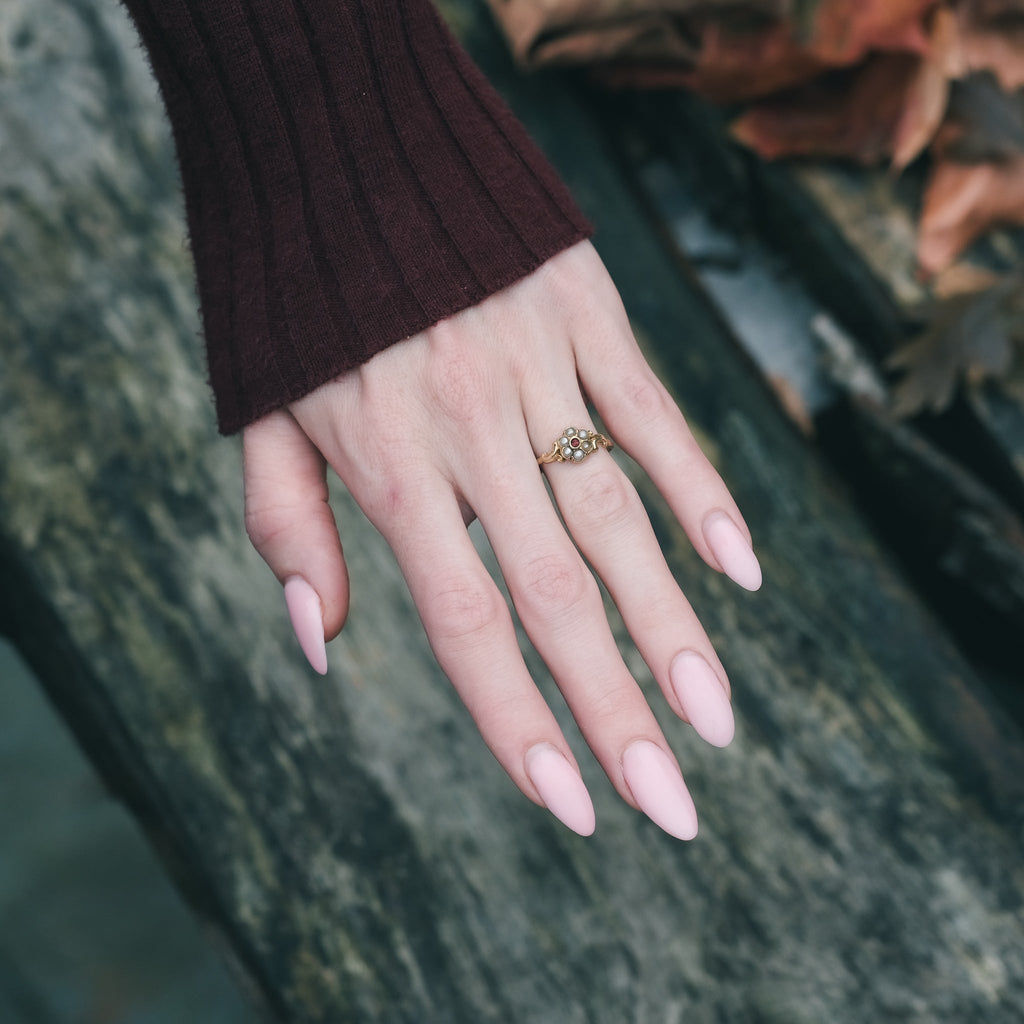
[124,0,591,434]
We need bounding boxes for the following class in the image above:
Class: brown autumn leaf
[486,0,787,72]
[891,5,960,169]
[730,54,924,163]
[731,5,956,167]
[958,18,1024,91]
[917,153,1024,276]
[668,0,937,101]
[807,0,936,64]
[487,0,1024,279]
[657,18,829,101]
[887,276,1020,416]
[486,0,939,98]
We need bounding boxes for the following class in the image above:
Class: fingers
[564,260,761,592]
[376,473,595,835]
[540,448,735,741]
[254,242,757,840]
[600,363,760,590]
[520,324,738,743]
[243,409,350,673]
[464,446,700,840]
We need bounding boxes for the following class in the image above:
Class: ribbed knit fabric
[122,0,591,434]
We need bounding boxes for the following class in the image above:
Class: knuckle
[244,500,292,553]
[584,685,639,728]
[621,372,671,422]
[365,474,419,527]
[532,253,582,315]
[472,687,531,732]
[357,465,433,532]
[563,470,638,536]
[425,574,504,648]
[516,551,592,622]
[425,333,489,425]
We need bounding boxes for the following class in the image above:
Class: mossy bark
[2,2,1023,1022]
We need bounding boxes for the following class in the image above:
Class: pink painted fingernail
[670,651,735,748]
[703,512,762,592]
[525,744,596,837]
[284,577,328,675]
[621,740,698,841]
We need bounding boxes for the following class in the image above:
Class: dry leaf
[731,54,923,162]
[488,0,788,73]
[670,0,937,101]
[487,0,1024,274]
[917,154,1024,275]
[729,5,957,166]
[808,0,936,64]
[891,6,960,169]
[888,277,1019,416]
[959,19,1024,90]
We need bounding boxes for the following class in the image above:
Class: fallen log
[1,1,1023,1021]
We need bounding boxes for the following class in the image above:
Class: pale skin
[242,240,761,840]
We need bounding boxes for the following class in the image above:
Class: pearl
[565,427,576,436]
[573,450,585,461]
[561,447,572,459]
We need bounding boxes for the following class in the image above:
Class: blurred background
[0,640,254,1023]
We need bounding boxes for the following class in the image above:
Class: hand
[242,240,761,840]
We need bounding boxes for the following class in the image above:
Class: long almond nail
[703,513,762,592]
[525,744,596,836]
[284,577,328,675]
[670,651,735,748]
[621,740,698,840]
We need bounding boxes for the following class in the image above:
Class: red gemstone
[570,437,581,449]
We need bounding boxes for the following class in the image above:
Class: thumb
[243,409,350,674]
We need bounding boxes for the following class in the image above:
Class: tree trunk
[1,1,1022,1021]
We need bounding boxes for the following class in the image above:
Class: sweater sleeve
[122,0,591,434]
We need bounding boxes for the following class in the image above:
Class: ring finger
[535,419,736,750]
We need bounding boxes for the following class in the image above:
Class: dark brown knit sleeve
[122,0,591,434]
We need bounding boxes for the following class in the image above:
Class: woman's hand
[242,240,761,839]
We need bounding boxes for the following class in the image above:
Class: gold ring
[537,426,613,465]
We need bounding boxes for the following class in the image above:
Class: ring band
[537,426,613,465]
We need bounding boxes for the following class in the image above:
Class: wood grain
[2,2,1022,1021]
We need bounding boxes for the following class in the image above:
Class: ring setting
[537,426,613,465]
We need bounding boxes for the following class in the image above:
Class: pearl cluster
[558,427,595,462]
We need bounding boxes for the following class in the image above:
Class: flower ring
[537,426,613,465]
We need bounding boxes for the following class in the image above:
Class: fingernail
[621,740,698,841]
[670,652,735,748]
[525,744,596,837]
[284,577,328,675]
[703,512,762,592]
